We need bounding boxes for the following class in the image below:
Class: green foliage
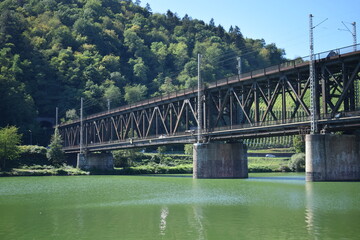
[248,156,290,172]
[1,164,89,176]
[18,145,48,166]
[293,135,305,153]
[46,128,65,166]
[0,0,286,144]
[288,153,305,172]
[65,109,79,121]
[113,149,145,167]
[124,84,147,103]
[184,144,193,155]
[0,126,22,170]
[118,164,193,175]
[157,146,166,154]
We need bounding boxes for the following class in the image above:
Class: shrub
[113,149,145,167]
[293,135,305,153]
[280,165,291,172]
[0,126,22,170]
[47,128,65,166]
[248,166,272,172]
[288,153,305,172]
[184,144,193,155]
[18,145,48,166]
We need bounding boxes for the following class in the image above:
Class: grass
[113,155,292,175]
[0,164,89,177]
[248,148,295,154]
[248,157,290,172]
[0,148,295,177]
[114,164,193,175]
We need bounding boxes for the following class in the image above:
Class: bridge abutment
[77,152,114,171]
[193,142,248,179]
[306,134,360,181]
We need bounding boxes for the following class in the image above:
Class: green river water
[0,173,359,240]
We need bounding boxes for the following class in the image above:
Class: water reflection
[159,206,169,236]
[305,182,317,238]
[191,179,205,240]
[192,206,205,240]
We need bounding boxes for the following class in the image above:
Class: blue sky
[141,0,359,59]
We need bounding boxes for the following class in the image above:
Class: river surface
[0,173,359,240]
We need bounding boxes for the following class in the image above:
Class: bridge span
[59,45,360,181]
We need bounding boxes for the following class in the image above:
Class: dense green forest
[0,0,286,145]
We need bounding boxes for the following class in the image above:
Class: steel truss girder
[59,52,360,150]
[60,96,201,148]
[206,54,360,131]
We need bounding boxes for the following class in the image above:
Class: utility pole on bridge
[309,14,317,134]
[309,14,327,134]
[80,97,84,154]
[197,53,202,143]
[339,21,357,51]
[236,56,242,78]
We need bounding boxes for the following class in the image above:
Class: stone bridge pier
[77,152,114,171]
[306,134,360,181]
[193,142,248,179]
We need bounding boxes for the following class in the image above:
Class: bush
[248,166,272,172]
[18,145,49,166]
[117,164,193,175]
[288,153,305,172]
[47,128,65,166]
[280,165,291,172]
[113,149,146,167]
[184,144,193,155]
[0,126,22,170]
[293,135,305,153]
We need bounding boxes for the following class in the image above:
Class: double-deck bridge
[59,45,360,152]
[59,45,360,181]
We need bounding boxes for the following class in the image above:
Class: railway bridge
[59,45,360,181]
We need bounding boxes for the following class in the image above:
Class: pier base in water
[193,142,248,179]
[77,152,114,171]
[306,134,360,181]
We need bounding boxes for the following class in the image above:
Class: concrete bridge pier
[193,142,248,179]
[306,134,360,181]
[77,152,114,171]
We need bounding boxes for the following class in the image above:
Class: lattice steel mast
[80,97,84,153]
[309,14,317,134]
[197,53,202,143]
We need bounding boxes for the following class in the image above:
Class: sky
[141,0,360,59]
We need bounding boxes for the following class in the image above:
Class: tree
[159,77,177,94]
[293,135,305,153]
[102,80,122,108]
[209,18,215,27]
[0,0,286,147]
[0,126,22,170]
[124,84,147,104]
[184,144,193,155]
[65,109,79,122]
[288,153,305,172]
[145,3,152,13]
[46,128,65,167]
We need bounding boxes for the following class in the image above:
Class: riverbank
[0,165,89,177]
[0,156,294,176]
[0,148,297,176]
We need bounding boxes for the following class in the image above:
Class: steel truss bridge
[59,45,360,153]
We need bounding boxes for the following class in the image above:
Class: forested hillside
[0,0,286,144]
